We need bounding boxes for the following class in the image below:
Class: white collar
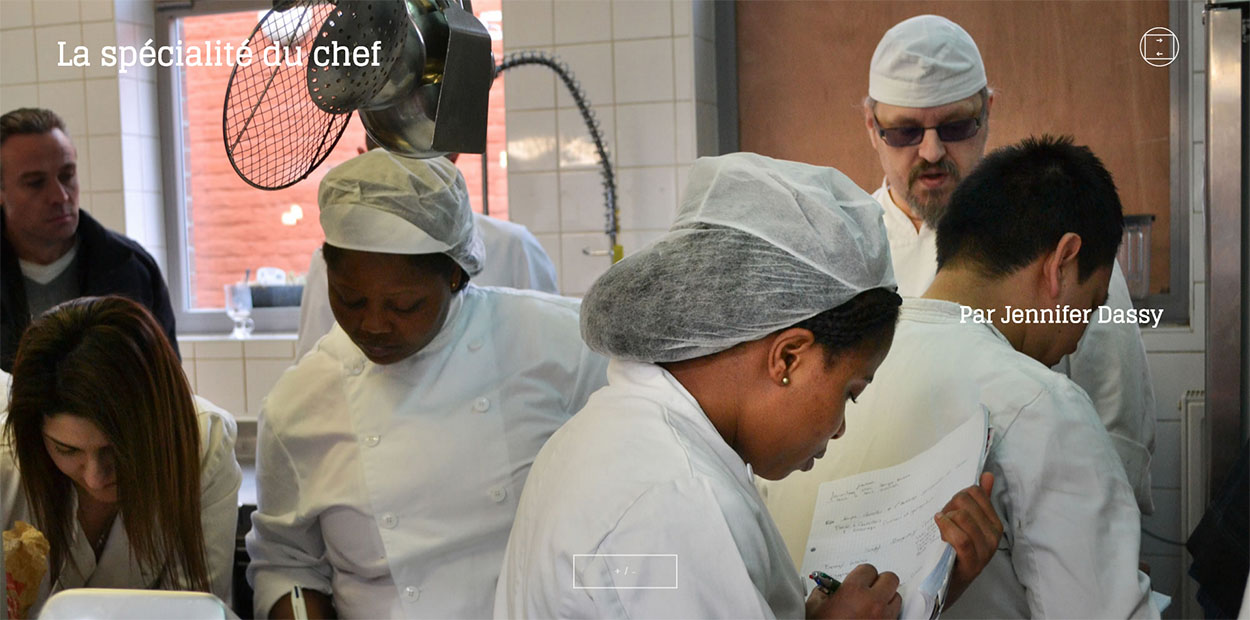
[876,179,934,238]
[899,297,1012,346]
[606,359,756,487]
[401,286,469,364]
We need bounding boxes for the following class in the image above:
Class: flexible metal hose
[496,51,620,261]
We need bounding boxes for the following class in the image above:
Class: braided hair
[792,287,902,362]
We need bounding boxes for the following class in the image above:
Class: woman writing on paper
[1,296,241,614]
[494,153,1004,619]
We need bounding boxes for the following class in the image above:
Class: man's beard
[903,159,960,229]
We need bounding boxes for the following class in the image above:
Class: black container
[250,285,303,308]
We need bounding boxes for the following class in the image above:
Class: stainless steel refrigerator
[1204,0,1249,497]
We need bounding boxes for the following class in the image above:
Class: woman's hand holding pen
[935,471,1004,606]
[805,563,902,619]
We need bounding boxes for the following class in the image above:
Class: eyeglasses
[872,110,985,148]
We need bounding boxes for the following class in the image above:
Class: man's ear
[767,327,817,387]
[864,103,879,144]
[1041,232,1083,299]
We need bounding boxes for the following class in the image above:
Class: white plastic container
[37,589,235,620]
[1118,214,1155,300]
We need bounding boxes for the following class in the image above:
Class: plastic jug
[1118,214,1155,300]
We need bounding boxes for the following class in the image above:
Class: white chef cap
[581,152,896,363]
[869,15,986,108]
[319,150,484,276]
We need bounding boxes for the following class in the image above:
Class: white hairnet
[581,153,896,363]
[869,15,986,108]
[319,150,484,276]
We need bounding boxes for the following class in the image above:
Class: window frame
[1146,0,1193,324]
[157,0,304,335]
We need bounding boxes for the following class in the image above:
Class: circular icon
[1140,27,1179,67]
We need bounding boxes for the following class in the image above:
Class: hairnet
[869,15,986,108]
[319,150,484,276]
[581,152,895,363]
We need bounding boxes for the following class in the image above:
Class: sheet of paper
[801,410,988,619]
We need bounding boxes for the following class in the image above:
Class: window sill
[177,332,297,344]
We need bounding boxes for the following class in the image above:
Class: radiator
[1179,390,1207,620]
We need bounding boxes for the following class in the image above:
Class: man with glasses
[864,15,1156,514]
[863,16,992,296]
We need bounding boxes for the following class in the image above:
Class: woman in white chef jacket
[245,150,608,619]
[1,296,241,611]
[495,153,1003,619]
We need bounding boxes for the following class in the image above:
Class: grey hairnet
[581,152,896,363]
[319,150,484,276]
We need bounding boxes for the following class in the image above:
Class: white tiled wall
[0,0,167,274]
[177,335,298,466]
[177,335,297,422]
[1134,3,1210,616]
[501,0,717,296]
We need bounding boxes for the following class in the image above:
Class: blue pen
[809,570,842,596]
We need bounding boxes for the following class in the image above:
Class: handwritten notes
[801,410,989,619]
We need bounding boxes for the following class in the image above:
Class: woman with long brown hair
[1,295,241,612]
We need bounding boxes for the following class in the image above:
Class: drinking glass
[224,282,254,339]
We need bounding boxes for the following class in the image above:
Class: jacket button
[490,486,507,503]
[347,361,365,375]
[363,435,380,447]
[403,586,420,600]
[474,397,490,412]
[380,513,398,529]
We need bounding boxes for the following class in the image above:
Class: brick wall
[181,4,507,308]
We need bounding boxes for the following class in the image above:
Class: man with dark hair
[934,135,1125,291]
[770,135,1158,617]
[859,15,1158,517]
[0,107,177,370]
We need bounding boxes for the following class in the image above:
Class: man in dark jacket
[1,107,177,371]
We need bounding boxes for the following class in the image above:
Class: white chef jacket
[874,182,941,297]
[761,299,1156,619]
[247,285,608,619]
[495,360,807,619]
[871,181,1157,514]
[1,395,241,610]
[295,213,559,359]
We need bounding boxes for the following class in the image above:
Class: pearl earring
[782,376,790,386]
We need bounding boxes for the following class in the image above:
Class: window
[158,1,508,334]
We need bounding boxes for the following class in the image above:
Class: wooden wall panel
[738,0,1172,294]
